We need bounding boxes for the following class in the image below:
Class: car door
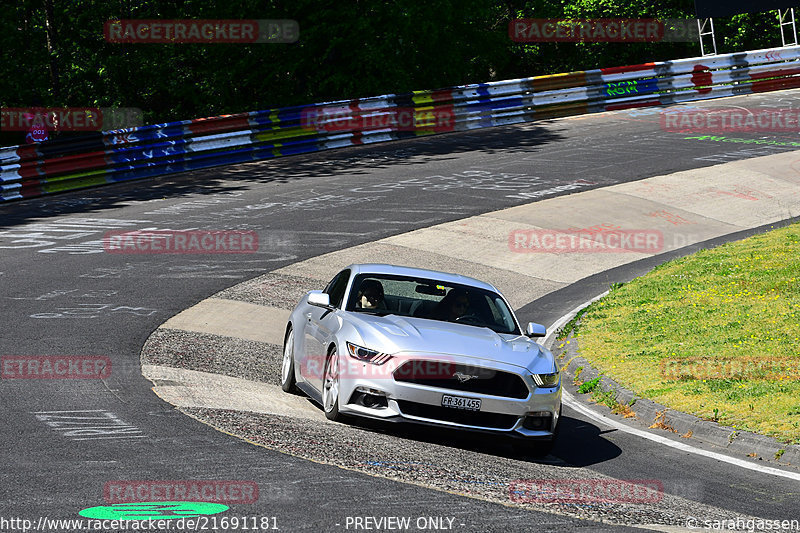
[303,269,349,393]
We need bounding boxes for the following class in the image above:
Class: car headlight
[532,371,560,387]
[346,342,391,365]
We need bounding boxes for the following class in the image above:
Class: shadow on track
[330,411,622,467]
[0,123,564,227]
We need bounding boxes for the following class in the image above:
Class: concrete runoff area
[144,364,324,420]
[161,298,290,344]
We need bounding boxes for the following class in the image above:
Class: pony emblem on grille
[454,371,480,383]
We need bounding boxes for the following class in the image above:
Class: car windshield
[345,274,520,335]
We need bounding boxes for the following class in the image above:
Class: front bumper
[336,353,562,438]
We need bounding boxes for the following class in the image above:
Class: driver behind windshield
[432,288,470,322]
[355,279,386,310]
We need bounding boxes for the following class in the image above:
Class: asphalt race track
[2,92,800,532]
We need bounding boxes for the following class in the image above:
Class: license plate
[441,394,481,411]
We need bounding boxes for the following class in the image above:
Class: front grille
[397,400,519,430]
[393,360,529,399]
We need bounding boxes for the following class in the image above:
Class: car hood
[345,313,556,373]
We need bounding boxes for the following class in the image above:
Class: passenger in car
[432,288,470,322]
[355,279,387,310]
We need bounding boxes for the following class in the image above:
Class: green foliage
[0,0,788,147]
[556,306,588,339]
[578,376,601,393]
[592,386,618,409]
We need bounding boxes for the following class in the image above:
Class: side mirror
[308,291,332,308]
[526,322,546,338]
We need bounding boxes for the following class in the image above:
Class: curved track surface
[2,91,800,532]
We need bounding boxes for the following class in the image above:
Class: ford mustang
[281,264,561,455]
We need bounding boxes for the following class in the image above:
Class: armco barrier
[2,45,800,202]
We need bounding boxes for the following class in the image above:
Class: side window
[324,269,350,308]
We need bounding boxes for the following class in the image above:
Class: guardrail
[2,45,800,203]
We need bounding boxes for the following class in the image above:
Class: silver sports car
[281,264,561,454]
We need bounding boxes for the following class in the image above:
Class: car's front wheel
[322,346,342,421]
[281,327,297,393]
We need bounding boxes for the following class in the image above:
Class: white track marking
[544,295,800,482]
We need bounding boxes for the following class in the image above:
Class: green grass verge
[572,222,800,444]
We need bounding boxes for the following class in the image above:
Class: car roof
[345,263,500,293]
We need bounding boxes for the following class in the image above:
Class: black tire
[280,327,297,393]
[322,346,342,421]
